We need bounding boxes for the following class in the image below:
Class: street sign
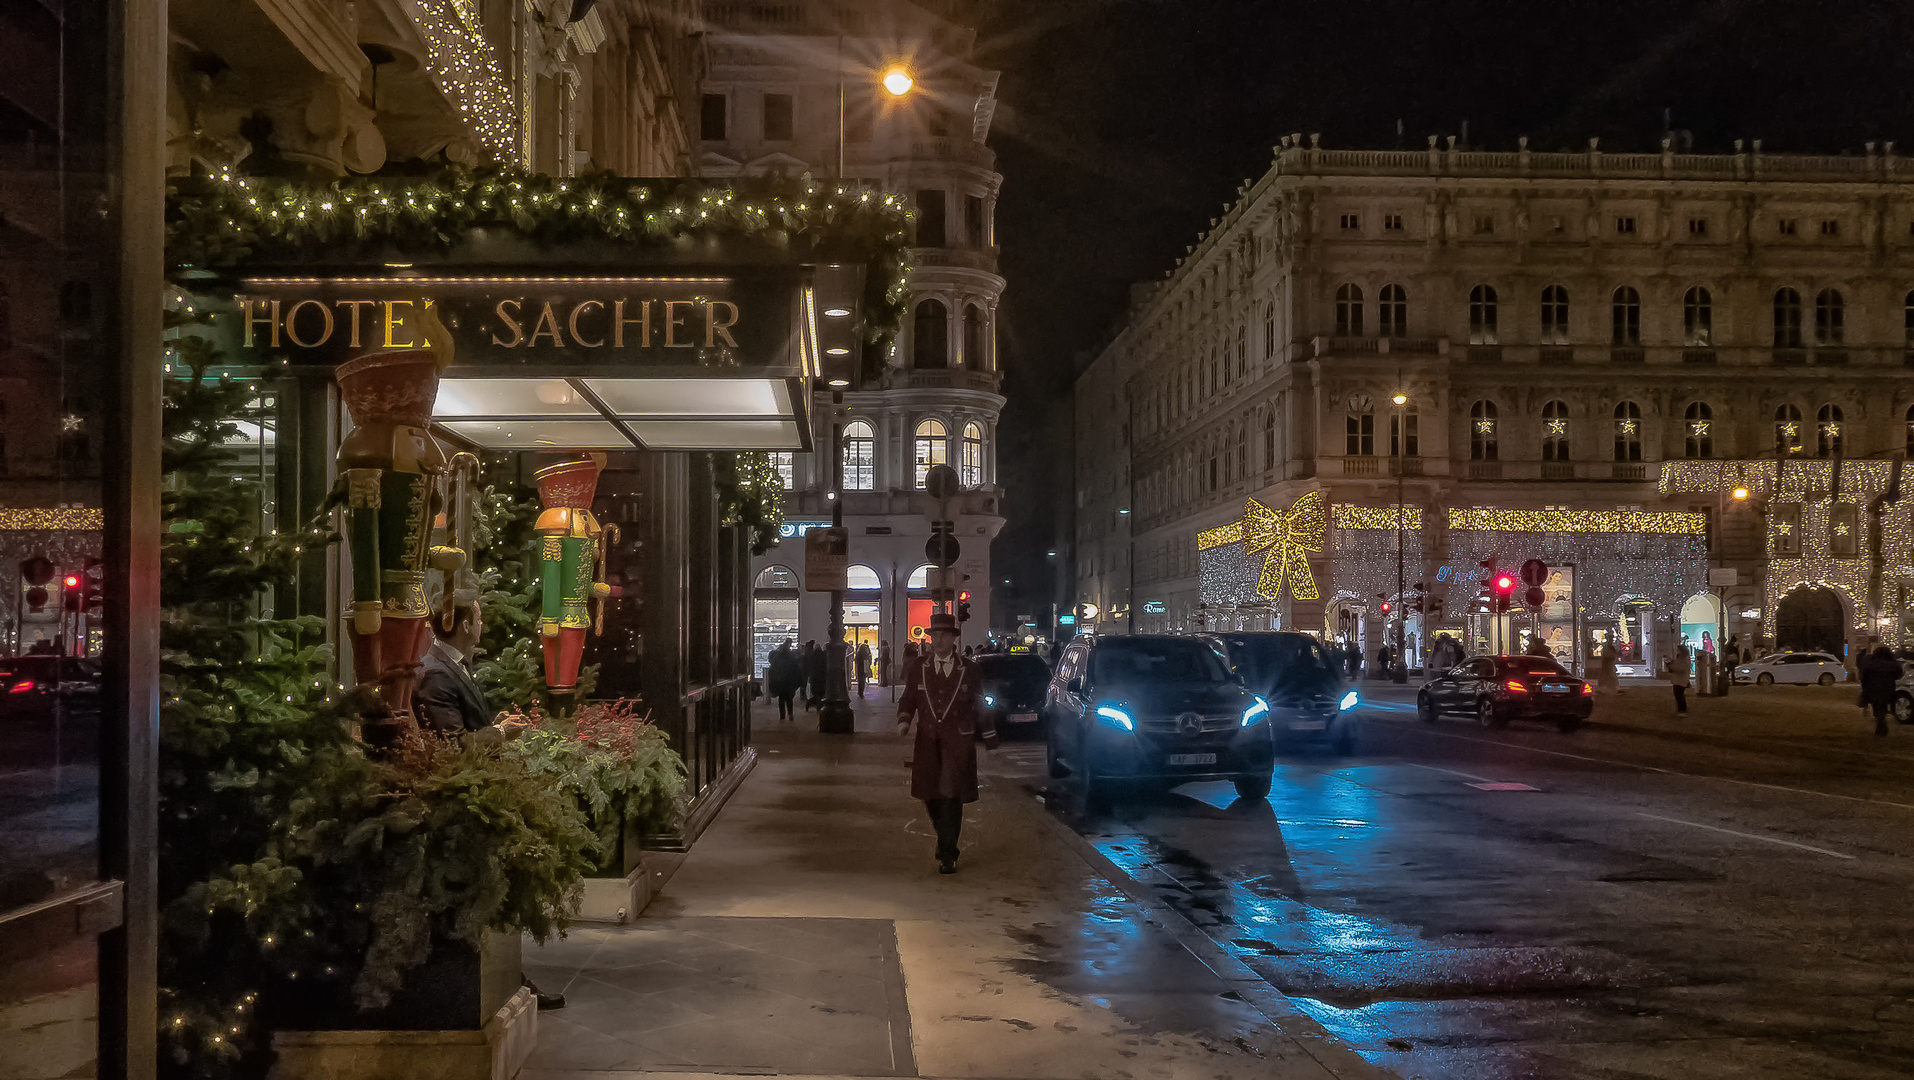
[1708,567,1738,587]
[925,531,961,567]
[924,463,962,499]
[804,527,848,591]
[1520,558,1549,587]
[1524,586,1546,608]
[1058,615,1077,625]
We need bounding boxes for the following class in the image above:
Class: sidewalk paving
[521,687,1388,1080]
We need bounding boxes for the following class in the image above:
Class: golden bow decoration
[1241,491,1325,601]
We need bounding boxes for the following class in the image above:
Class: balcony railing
[1339,457,1381,476]
[1681,348,1718,364]
[1773,347,1809,365]
[1467,460,1502,479]
[1539,346,1574,364]
[1541,461,1576,480]
[1466,345,1503,363]
[892,368,1000,393]
[1311,336,1447,357]
[1609,346,1645,363]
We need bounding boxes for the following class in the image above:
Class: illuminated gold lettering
[338,300,376,348]
[528,302,566,347]
[663,299,693,347]
[704,301,740,347]
[241,297,281,348]
[284,299,335,348]
[491,300,525,348]
[569,300,605,348]
[382,300,415,348]
[614,299,651,348]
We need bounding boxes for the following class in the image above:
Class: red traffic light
[958,590,971,602]
[1493,574,1516,592]
[1379,601,1393,614]
[63,575,80,589]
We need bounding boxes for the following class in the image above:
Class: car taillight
[1504,679,1529,694]
[8,680,35,694]
[1581,683,1593,695]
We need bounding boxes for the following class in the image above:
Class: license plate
[1167,753,1217,766]
[1010,712,1038,723]
[1540,683,1570,693]
[1288,720,1327,731]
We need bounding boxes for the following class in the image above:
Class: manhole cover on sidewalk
[523,916,914,1076]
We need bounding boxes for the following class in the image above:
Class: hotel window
[1468,284,1498,344]
[1339,213,1360,231]
[1688,217,1708,236]
[700,93,727,139]
[915,189,948,247]
[913,418,948,488]
[1345,397,1374,456]
[1775,404,1804,456]
[1820,219,1841,237]
[912,299,948,368]
[1683,286,1712,346]
[1379,284,1406,337]
[1778,218,1798,236]
[961,423,984,487]
[1470,400,1498,461]
[964,195,986,248]
[1814,288,1845,345]
[1830,503,1860,557]
[1684,402,1713,458]
[1264,301,1277,358]
[1773,288,1803,347]
[1612,401,1643,462]
[762,93,794,141]
[1264,413,1277,468]
[1334,284,1363,336]
[768,452,795,489]
[1383,212,1404,231]
[843,422,875,490]
[1540,285,1570,345]
[1611,286,1641,345]
[1472,214,1494,234]
[1542,400,1570,461]
[1616,216,1637,235]
[962,304,986,367]
[1390,407,1418,457]
[1817,403,1844,458]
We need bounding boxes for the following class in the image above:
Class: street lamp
[1391,389,1408,683]
[882,67,914,96]
[837,62,914,177]
[1714,478,1749,696]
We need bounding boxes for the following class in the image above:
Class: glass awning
[432,376,810,451]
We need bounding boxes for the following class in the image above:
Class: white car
[1734,651,1845,686]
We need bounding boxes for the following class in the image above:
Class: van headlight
[1241,696,1270,727]
[983,694,996,707]
[1094,705,1135,732]
[1339,690,1359,711]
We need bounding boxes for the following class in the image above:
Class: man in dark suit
[896,613,997,874]
[415,602,493,734]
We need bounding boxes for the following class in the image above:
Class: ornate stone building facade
[1077,139,1914,671]
[699,1,1007,663]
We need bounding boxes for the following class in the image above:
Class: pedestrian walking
[878,641,893,687]
[804,639,826,710]
[1859,645,1903,737]
[1374,643,1393,680]
[767,639,801,720]
[896,613,997,874]
[1668,642,1691,714]
[855,641,872,697]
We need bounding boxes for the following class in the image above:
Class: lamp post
[819,385,854,734]
[1715,478,1748,696]
[1391,390,1408,683]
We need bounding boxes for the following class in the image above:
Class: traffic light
[82,557,104,617]
[1379,600,1393,615]
[61,573,82,613]
[1489,571,1517,613]
[958,589,972,623]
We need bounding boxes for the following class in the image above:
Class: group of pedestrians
[763,638,897,720]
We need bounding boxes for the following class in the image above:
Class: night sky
[971,0,1914,624]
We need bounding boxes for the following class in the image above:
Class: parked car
[0,656,103,718]
[1197,631,1359,754]
[1044,634,1276,807]
[1890,668,1914,724]
[974,652,1052,736]
[1733,651,1844,686]
[1417,654,1592,732]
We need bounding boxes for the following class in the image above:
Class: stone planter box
[577,819,663,924]
[270,932,532,1080]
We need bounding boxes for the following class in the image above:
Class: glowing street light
[882,67,914,96]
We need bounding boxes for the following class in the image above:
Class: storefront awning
[433,375,808,451]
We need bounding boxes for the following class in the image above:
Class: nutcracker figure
[534,452,617,707]
[334,308,457,731]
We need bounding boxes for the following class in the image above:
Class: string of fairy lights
[414,0,517,160]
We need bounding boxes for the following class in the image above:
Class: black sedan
[1418,654,1592,732]
[974,652,1052,737]
[1198,631,1360,753]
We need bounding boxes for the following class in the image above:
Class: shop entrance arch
[752,564,800,676]
[1775,585,1846,655]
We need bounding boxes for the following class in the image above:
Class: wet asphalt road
[998,691,1914,1080]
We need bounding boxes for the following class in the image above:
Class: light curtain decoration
[1198,491,1326,601]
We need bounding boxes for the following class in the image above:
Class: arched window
[1817,403,1844,458]
[1263,302,1276,358]
[1683,286,1712,346]
[1774,288,1803,348]
[912,299,948,368]
[1470,399,1498,461]
[842,420,875,490]
[907,564,934,589]
[845,565,881,591]
[960,422,984,487]
[1345,395,1374,456]
[1235,325,1247,376]
[1468,284,1498,344]
[1611,286,1641,345]
[962,303,986,368]
[1263,412,1277,469]
[1814,289,1844,345]
[1684,401,1713,458]
[913,418,948,487]
[1390,406,1418,457]
[1613,401,1643,462]
[1379,284,1407,337]
[1542,400,1570,461]
[1335,284,1363,336]
[1540,285,1570,345]
[754,564,798,591]
[1775,404,1803,456]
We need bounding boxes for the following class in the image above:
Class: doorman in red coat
[897,612,998,873]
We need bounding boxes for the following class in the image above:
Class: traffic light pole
[819,389,854,735]
[1394,408,1407,683]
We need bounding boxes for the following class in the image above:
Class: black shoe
[938,856,957,875]
[524,977,565,1010]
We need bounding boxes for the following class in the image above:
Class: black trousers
[924,798,964,860]
[1672,684,1687,712]
[775,690,796,720]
